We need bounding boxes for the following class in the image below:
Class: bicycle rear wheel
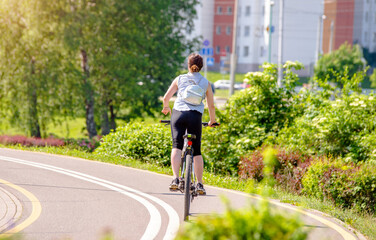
[183,154,193,221]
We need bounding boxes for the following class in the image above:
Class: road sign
[200,48,213,56]
[207,57,214,66]
[203,40,210,46]
[266,25,275,33]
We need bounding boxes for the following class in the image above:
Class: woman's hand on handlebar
[208,121,219,127]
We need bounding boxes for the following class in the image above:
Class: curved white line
[1,156,180,239]
[0,156,165,240]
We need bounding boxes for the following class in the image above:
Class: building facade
[192,0,323,75]
[322,0,355,54]
[353,0,376,53]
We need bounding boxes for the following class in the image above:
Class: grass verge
[1,145,374,239]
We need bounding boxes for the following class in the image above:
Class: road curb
[0,185,23,233]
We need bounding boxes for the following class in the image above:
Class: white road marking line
[0,156,176,240]
[207,185,358,240]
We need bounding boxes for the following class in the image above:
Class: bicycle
[161,120,219,221]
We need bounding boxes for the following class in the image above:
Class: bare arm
[162,79,178,115]
[206,83,217,126]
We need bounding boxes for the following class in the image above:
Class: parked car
[214,80,243,90]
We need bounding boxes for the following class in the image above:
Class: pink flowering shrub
[64,136,102,152]
[0,135,65,147]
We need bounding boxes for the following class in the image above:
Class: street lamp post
[315,14,326,63]
[277,0,284,87]
[229,0,238,96]
[268,1,275,63]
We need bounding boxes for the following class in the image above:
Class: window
[225,46,230,53]
[237,26,241,36]
[244,26,250,36]
[373,32,376,43]
[260,46,264,57]
[244,46,249,57]
[236,46,239,55]
[238,6,241,17]
[216,46,221,54]
[365,31,368,41]
[227,6,232,15]
[245,6,251,16]
[366,12,369,22]
[262,5,265,16]
[217,6,222,15]
[226,26,231,35]
[216,26,221,35]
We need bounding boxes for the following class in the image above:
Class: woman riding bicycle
[161,53,217,195]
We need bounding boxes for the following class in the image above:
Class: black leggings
[171,109,202,156]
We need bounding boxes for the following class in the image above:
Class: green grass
[46,118,87,138]
[0,121,24,136]
[205,71,246,84]
[1,144,374,240]
[214,89,243,99]
[0,117,130,139]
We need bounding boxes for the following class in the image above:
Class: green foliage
[314,43,366,85]
[0,0,79,137]
[202,62,304,175]
[276,93,376,163]
[370,68,376,88]
[302,161,376,213]
[95,122,172,166]
[175,199,307,240]
[0,0,199,137]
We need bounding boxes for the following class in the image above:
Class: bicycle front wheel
[183,154,193,221]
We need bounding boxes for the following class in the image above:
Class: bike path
[0,148,367,240]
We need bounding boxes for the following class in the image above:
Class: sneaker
[178,178,185,191]
[196,182,206,195]
[169,178,179,191]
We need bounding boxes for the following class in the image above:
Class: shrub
[0,135,65,147]
[95,122,172,166]
[276,93,376,163]
[64,136,102,152]
[201,62,304,175]
[302,161,376,213]
[314,43,366,85]
[239,147,313,193]
[175,200,307,240]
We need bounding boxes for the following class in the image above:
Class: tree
[314,43,366,85]
[0,0,79,137]
[59,0,199,136]
[0,0,199,138]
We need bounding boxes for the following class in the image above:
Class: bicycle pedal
[169,188,179,192]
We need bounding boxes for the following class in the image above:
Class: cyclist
[161,53,217,195]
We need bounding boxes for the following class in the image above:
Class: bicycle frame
[180,134,197,199]
[160,120,219,221]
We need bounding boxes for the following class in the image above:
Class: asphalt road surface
[0,148,364,240]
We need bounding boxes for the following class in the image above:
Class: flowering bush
[64,136,102,152]
[276,93,376,163]
[202,62,304,175]
[0,135,65,147]
[239,147,313,193]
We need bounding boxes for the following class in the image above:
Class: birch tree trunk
[81,49,97,138]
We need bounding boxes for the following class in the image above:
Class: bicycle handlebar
[160,120,220,127]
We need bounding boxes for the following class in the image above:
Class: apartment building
[322,0,355,54]
[192,0,322,75]
[353,0,376,53]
